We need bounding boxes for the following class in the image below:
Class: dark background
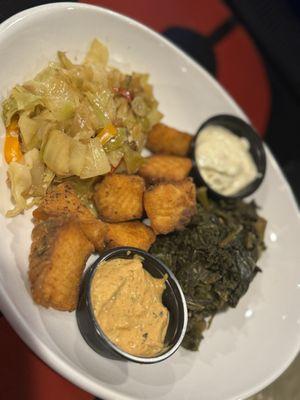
[0,1,299,399]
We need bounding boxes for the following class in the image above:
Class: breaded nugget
[146,123,193,156]
[94,174,145,222]
[33,183,107,252]
[138,155,192,183]
[144,179,196,234]
[79,219,107,252]
[33,183,94,221]
[106,221,156,251]
[29,217,94,311]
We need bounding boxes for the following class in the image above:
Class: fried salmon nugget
[144,179,196,234]
[146,123,193,156]
[106,221,156,251]
[79,219,107,252]
[33,183,107,252]
[33,183,94,221]
[138,155,192,183]
[94,174,145,222]
[29,217,94,311]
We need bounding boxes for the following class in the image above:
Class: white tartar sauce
[195,125,258,196]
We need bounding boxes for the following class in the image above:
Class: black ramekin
[189,114,267,200]
[76,247,188,364]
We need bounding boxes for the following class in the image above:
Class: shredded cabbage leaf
[6,149,54,216]
[80,137,111,179]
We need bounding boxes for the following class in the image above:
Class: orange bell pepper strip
[4,120,23,164]
[97,123,117,145]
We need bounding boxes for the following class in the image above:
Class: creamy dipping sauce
[195,125,258,196]
[91,257,169,357]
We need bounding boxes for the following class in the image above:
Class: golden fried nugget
[146,123,193,156]
[138,155,192,183]
[33,183,94,221]
[79,219,107,252]
[29,218,94,311]
[106,221,156,251]
[144,179,196,234]
[94,174,145,222]
[33,183,107,252]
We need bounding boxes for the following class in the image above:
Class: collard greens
[150,188,266,351]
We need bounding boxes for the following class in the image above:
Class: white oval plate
[0,3,300,400]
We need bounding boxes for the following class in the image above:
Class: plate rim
[0,3,299,400]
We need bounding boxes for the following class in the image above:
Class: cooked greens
[150,187,266,351]
[2,39,162,216]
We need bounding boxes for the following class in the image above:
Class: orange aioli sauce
[91,257,169,357]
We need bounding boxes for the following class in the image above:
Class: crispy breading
[29,217,94,311]
[94,174,145,222]
[106,221,156,251]
[33,183,94,221]
[79,219,107,252]
[146,123,193,156]
[144,179,196,234]
[138,155,192,184]
[33,183,107,252]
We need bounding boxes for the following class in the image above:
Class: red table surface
[0,1,271,399]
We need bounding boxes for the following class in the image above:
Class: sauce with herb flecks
[195,125,258,195]
[91,257,169,357]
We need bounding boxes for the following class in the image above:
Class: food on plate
[33,182,95,221]
[4,118,23,163]
[146,123,192,156]
[91,256,169,357]
[58,176,99,216]
[1,38,268,356]
[29,217,94,311]
[94,174,145,222]
[33,182,107,251]
[78,219,107,253]
[150,187,266,350]
[144,179,196,234]
[195,125,258,196]
[2,39,162,216]
[138,154,192,183]
[106,221,156,251]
